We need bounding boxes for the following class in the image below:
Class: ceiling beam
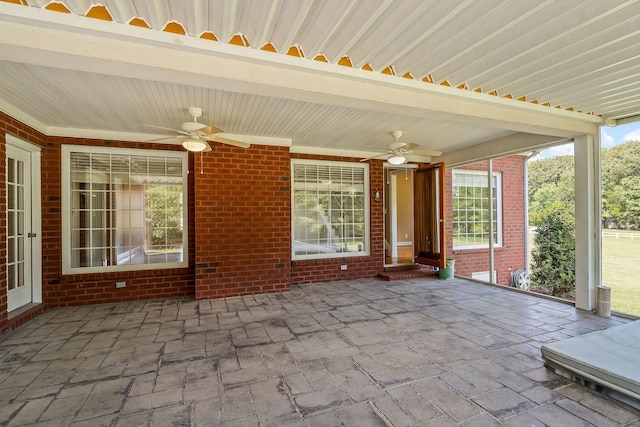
[439,133,571,167]
[0,6,602,140]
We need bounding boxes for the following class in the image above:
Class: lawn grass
[528,229,640,316]
[602,230,640,316]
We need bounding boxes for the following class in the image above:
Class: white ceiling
[0,0,638,162]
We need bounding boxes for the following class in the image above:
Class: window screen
[452,170,502,249]
[291,159,369,259]
[62,146,188,273]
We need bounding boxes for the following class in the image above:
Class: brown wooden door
[414,162,446,268]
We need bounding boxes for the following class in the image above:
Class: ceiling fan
[360,131,441,164]
[146,107,250,152]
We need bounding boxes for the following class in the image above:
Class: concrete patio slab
[0,277,639,426]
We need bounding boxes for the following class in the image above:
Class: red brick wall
[290,155,384,284]
[1,110,526,332]
[446,157,527,286]
[0,115,196,333]
[194,145,292,299]
[0,112,387,332]
[43,137,195,307]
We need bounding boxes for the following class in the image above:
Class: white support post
[574,134,601,311]
[488,160,495,284]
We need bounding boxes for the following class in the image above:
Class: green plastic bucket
[438,259,455,279]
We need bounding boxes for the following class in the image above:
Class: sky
[534,122,640,159]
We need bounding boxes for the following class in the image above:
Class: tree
[601,141,640,188]
[618,175,640,228]
[528,155,574,202]
[146,185,183,248]
[601,141,640,227]
[530,202,575,297]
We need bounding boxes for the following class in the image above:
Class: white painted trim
[0,100,47,135]
[61,145,189,274]
[390,174,398,258]
[441,133,570,168]
[47,127,293,147]
[612,114,640,126]
[290,145,435,164]
[214,134,292,147]
[451,169,503,250]
[5,134,42,306]
[574,134,599,311]
[290,159,370,261]
[472,270,497,283]
[290,146,372,159]
[397,241,412,246]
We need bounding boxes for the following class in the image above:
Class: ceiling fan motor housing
[182,121,207,132]
[187,106,202,118]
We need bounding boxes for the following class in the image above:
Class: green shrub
[530,202,575,297]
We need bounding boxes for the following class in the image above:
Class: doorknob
[28,232,37,238]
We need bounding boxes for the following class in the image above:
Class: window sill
[453,246,504,255]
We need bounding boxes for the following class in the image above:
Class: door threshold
[384,262,416,268]
[8,302,42,320]
[384,263,421,272]
[7,302,47,331]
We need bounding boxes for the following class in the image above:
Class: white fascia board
[290,145,371,159]
[290,145,433,164]
[47,127,293,147]
[47,127,170,143]
[0,5,602,139]
[217,134,292,147]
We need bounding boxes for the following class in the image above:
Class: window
[291,159,369,259]
[62,146,188,274]
[452,170,502,249]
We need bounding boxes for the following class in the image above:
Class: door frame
[384,165,416,266]
[413,162,446,268]
[6,134,42,311]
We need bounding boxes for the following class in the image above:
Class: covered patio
[0,277,637,426]
[2,0,638,328]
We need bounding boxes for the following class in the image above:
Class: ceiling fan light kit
[182,138,208,152]
[387,155,406,165]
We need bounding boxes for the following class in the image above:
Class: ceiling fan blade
[143,124,189,135]
[360,152,390,162]
[405,143,422,150]
[411,149,443,156]
[211,136,251,148]
[202,142,212,152]
[199,125,224,136]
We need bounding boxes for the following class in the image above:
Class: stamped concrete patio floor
[1,277,639,426]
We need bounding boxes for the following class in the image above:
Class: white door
[6,142,41,312]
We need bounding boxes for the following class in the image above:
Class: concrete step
[378,266,437,281]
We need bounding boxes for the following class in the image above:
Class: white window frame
[291,159,370,260]
[452,169,503,250]
[61,145,188,274]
